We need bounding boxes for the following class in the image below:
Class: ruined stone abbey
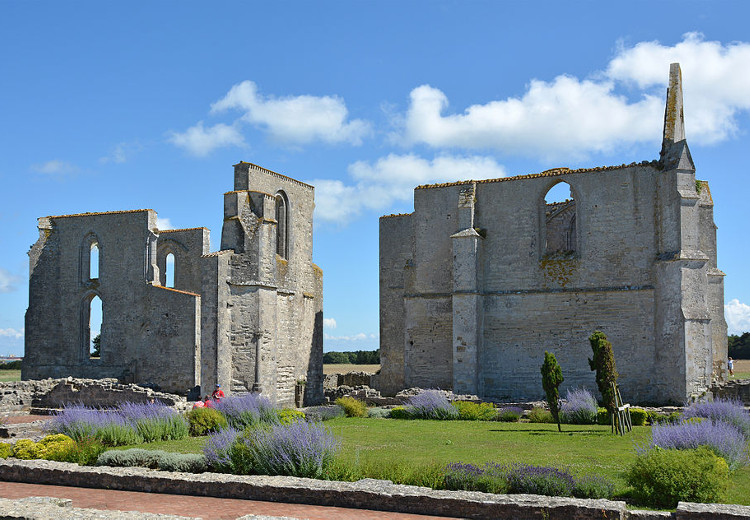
[377,64,727,405]
[23,163,324,406]
[24,64,727,406]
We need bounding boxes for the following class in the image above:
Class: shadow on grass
[488,428,610,436]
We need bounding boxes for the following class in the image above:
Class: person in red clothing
[211,384,225,401]
[203,395,214,408]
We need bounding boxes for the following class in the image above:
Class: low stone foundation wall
[0,378,186,412]
[0,460,748,519]
[713,380,750,405]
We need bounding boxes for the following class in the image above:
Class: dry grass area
[323,364,380,375]
[731,358,750,380]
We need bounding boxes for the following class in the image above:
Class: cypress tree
[541,351,564,432]
[588,331,619,423]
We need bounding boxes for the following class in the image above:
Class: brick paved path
[0,481,465,520]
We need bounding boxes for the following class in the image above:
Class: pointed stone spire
[660,63,694,171]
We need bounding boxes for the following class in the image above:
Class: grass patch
[0,370,21,383]
[109,417,750,506]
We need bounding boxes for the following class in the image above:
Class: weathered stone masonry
[377,64,727,405]
[23,163,323,406]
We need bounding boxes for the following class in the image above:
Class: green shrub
[452,401,497,421]
[366,407,391,419]
[528,407,554,424]
[0,443,12,459]
[12,439,40,460]
[277,409,306,425]
[58,436,106,465]
[625,446,729,508]
[572,475,616,499]
[37,434,77,461]
[187,407,228,436]
[97,448,207,473]
[135,415,189,443]
[335,397,368,418]
[389,406,411,419]
[597,407,610,425]
[630,408,648,427]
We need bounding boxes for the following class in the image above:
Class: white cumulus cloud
[99,141,143,164]
[0,328,23,339]
[311,153,506,223]
[156,217,173,230]
[398,33,750,160]
[324,332,369,341]
[0,268,19,293]
[726,299,750,335]
[168,121,245,157]
[323,318,337,329]
[211,80,370,145]
[30,160,79,175]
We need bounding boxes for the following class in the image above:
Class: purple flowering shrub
[119,402,188,442]
[560,388,598,425]
[404,390,458,420]
[202,427,244,473]
[444,461,615,498]
[48,402,188,446]
[683,398,750,439]
[506,464,576,496]
[202,421,339,478]
[247,420,339,478]
[444,462,508,493]
[214,393,278,429]
[650,420,749,470]
[496,407,524,422]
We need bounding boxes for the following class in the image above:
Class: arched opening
[275,192,289,259]
[543,181,577,255]
[90,243,100,279]
[89,295,103,358]
[165,253,175,288]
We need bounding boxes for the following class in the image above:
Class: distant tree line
[729,332,750,359]
[0,360,22,370]
[323,349,380,364]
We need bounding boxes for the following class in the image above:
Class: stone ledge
[0,460,748,519]
[0,459,625,519]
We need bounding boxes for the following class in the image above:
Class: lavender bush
[444,462,508,494]
[202,427,243,473]
[48,405,140,446]
[404,390,458,420]
[203,421,339,478]
[119,402,188,442]
[560,388,598,425]
[48,402,188,446]
[506,464,576,496]
[682,398,750,439]
[444,461,614,498]
[247,420,339,478]
[496,407,523,422]
[214,393,278,429]
[650,420,749,470]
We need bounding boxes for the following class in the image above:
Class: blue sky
[2,1,750,356]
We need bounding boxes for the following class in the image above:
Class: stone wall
[0,378,185,411]
[1,460,748,520]
[377,64,727,405]
[24,162,324,406]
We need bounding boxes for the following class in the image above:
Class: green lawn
[0,370,21,382]
[118,417,750,506]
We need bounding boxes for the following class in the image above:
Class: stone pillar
[451,184,483,396]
